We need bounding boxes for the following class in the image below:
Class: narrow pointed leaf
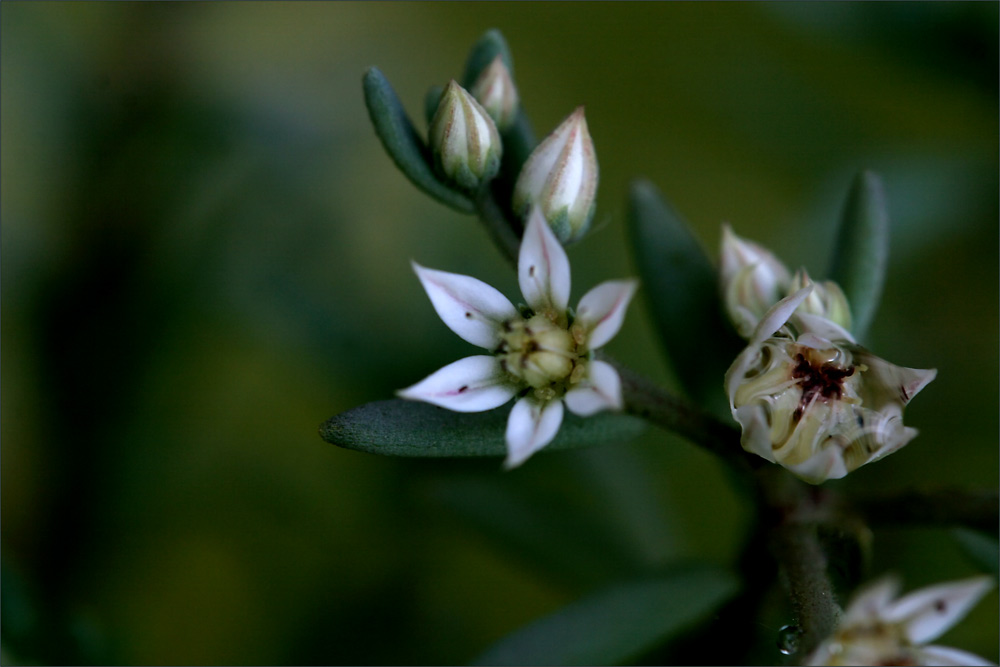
[827,170,889,341]
[626,179,743,417]
[473,565,738,666]
[320,399,646,458]
[362,67,475,213]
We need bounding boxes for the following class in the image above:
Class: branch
[610,358,759,474]
[852,486,999,534]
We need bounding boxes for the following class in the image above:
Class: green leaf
[320,399,647,458]
[952,527,1000,577]
[428,447,683,590]
[472,564,738,666]
[362,67,475,213]
[827,170,889,341]
[626,179,743,417]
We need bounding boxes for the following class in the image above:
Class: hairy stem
[758,468,841,663]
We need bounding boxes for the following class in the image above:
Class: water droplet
[777,624,803,656]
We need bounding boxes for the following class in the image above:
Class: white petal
[842,575,902,626]
[504,397,564,469]
[564,360,622,416]
[884,576,994,644]
[413,262,518,349]
[915,645,997,666]
[518,207,571,314]
[398,355,516,412]
[750,284,814,345]
[795,312,856,344]
[575,279,639,350]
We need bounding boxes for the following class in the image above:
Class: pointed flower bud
[512,107,598,243]
[720,224,792,338]
[470,55,519,131]
[429,80,501,191]
[726,288,936,483]
[790,268,852,331]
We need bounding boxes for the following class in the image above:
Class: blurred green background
[2,2,997,664]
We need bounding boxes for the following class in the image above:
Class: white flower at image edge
[806,575,995,666]
[398,207,638,468]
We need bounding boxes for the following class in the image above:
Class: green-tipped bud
[512,107,598,243]
[429,80,502,191]
[720,224,792,338]
[789,269,852,332]
[470,55,519,131]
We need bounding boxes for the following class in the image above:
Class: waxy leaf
[362,67,475,213]
[626,180,743,417]
[473,564,738,666]
[827,170,889,341]
[320,399,646,458]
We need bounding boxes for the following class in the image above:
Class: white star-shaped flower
[399,207,638,468]
[806,575,994,666]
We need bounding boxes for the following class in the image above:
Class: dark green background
[2,3,997,664]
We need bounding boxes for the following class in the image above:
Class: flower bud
[720,225,791,338]
[789,268,852,331]
[470,55,519,131]
[512,107,598,243]
[429,80,502,191]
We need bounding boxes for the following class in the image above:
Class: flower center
[497,313,581,390]
[790,345,857,420]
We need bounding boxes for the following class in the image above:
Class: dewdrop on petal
[429,80,502,191]
[512,107,598,243]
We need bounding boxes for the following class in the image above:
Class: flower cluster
[721,228,935,483]
[352,29,993,667]
[429,60,598,242]
[399,207,637,468]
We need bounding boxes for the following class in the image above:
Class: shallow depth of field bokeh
[2,3,997,664]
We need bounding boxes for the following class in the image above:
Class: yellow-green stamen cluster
[497,313,587,399]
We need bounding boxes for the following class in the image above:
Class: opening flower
[806,575,994,666]
[399,207,638,468]
[726,285,936,483]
